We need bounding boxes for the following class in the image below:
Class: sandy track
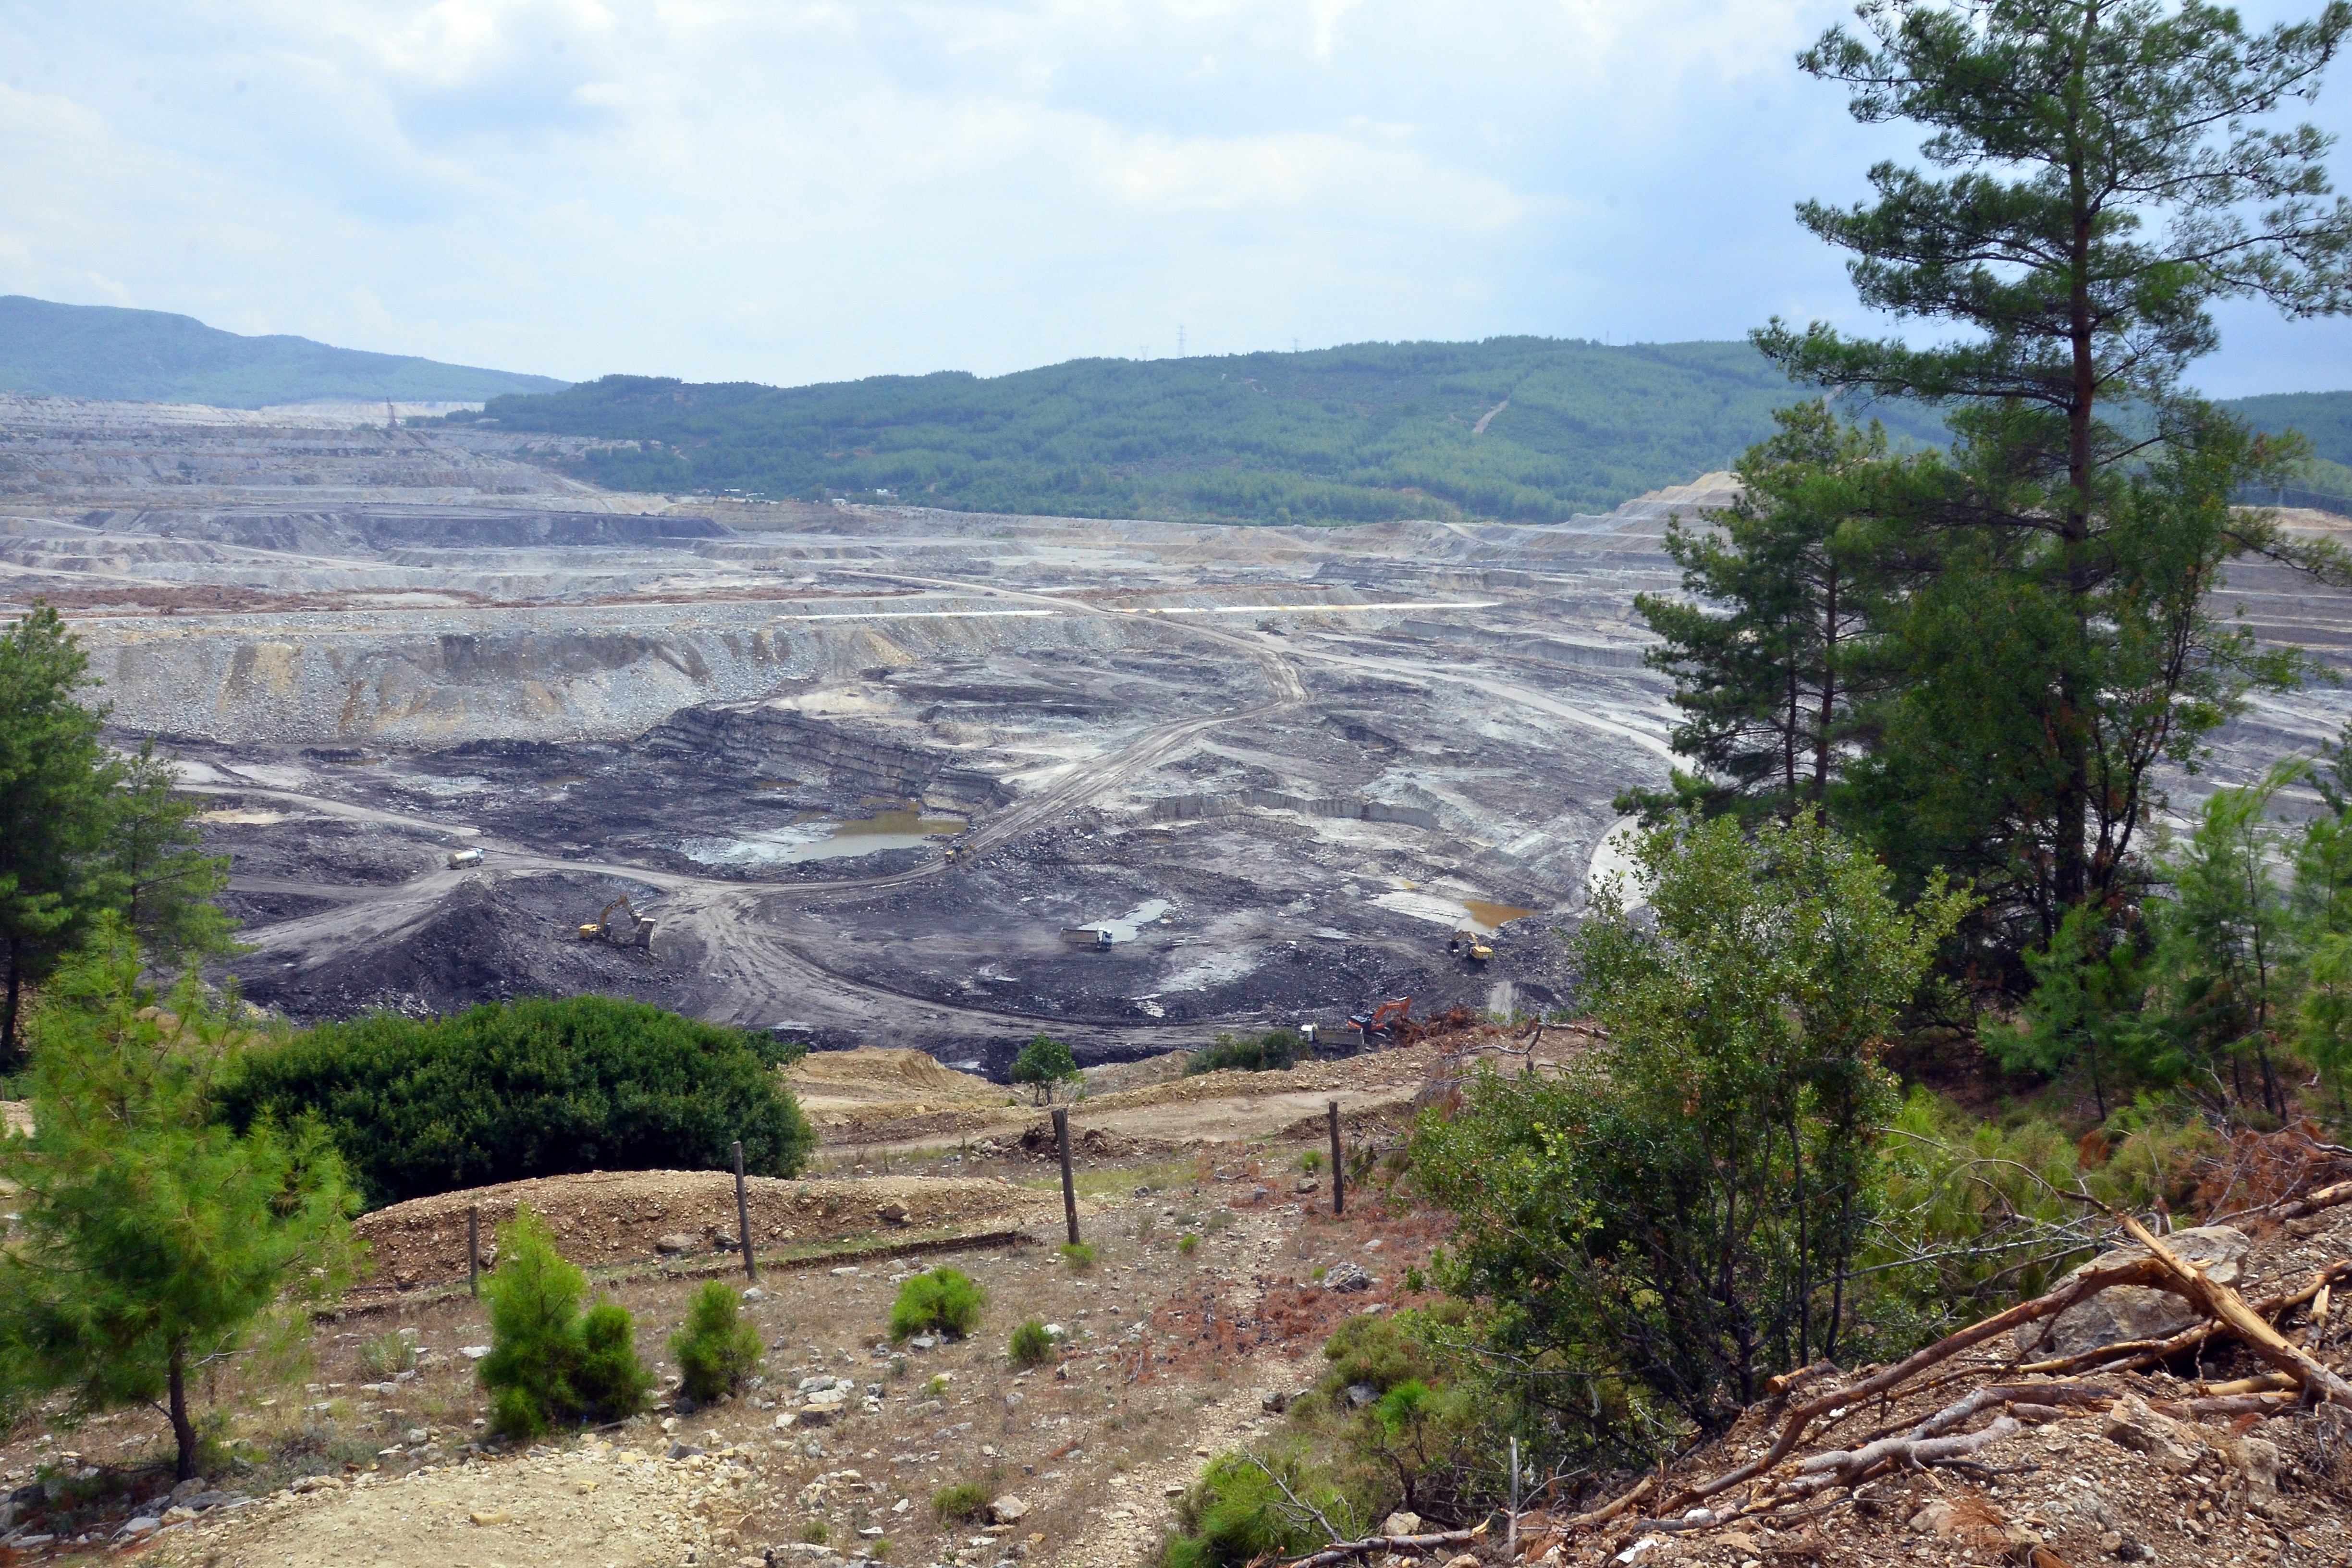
[155,1437,725,1568]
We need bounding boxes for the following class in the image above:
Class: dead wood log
[2116,1212,2352,1407]
[1844,1381,2116,1448]
[1649,1254,2166,1517]
[2273,1178,2352,1221]
[2151,1391,2297,1419]
[2015,1258,2352,1376]
[1281,1530,1474,1568]
[1786,1415,2023,1494]
[1556,1473,1654,1532]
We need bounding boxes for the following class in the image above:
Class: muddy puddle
[679,807,967,868]
[1460,898,1536,931]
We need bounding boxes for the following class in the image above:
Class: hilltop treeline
[447,338,1949,524]
[450,336,2351,527]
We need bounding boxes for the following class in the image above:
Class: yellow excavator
[578,896,656,949]
[1449,930,1494,963]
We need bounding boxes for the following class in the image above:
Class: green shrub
[1008,1318,1054,1369]
[1299,1150,1322,1174]
[890,1267,985,1341]
[215,995,815,1209]
[1188,1029,1303,1076]
[1167,1447,1358,1568]
[478,1205,655,1437]
[1059,1242,1097,1271]
[1178,1233,1200,1256]
[800,1520,831,1544]
[933,1481,990,1523]
[670,1280,764,1402]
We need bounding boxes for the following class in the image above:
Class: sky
[5,0,2352,397]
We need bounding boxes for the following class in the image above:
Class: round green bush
[889,1266,984,1341]
[215,995,814,1209]
[1007,1318,1054,1368]
[670,1280,764,1402]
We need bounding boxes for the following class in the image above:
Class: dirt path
[155,1436,726,1568]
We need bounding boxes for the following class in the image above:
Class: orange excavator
[1349,997,1412,1045]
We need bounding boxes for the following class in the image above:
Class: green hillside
[451,338,1953,525]
[0,295,567,409]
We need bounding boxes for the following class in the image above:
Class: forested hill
[451,338,2352,527]
[0,295,568,409]
[451,338,1955,525]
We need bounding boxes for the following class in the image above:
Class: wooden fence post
[468,1206,480,1298]
[734,1140,758,1284]
[1329,1100,1344,1217]
[1054,1107,1079,1245]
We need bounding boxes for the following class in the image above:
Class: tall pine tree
[1758,0,2352,941]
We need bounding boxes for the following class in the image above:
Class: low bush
[215,995,815,1209]
[1167,1447,1359,1568]
[670,1280,764,1402]
[478,1205,655,1438]
[1178,1233,1200,1256]
[1059,1242,1097,1271]
[356,1330,416,1379]
[1187,1029,1304,1076]
[933,1481,990,1523]
[1008,1318,1054,1369]
[890,1267,985,1341]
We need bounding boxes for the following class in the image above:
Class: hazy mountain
[0,295,568,409]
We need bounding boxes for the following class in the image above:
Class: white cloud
[0,0,2346,394]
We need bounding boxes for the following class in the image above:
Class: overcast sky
[5,0,2352,396]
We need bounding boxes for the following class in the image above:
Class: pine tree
[0,923,356,1478]
[1761,0,2352,934]
[1635,402,1899,815]
[0,604,122,1070]
[107,740,235,968]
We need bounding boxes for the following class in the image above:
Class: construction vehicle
[1348,996,1412,1044]
[447,847,484,869]
[1449,930,1494,963]
[1061,927,1115,949]
[578,896,656,950]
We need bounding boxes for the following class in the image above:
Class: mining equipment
[578,896,656,949]
[1349,996,1412,1044]
[447,846,485,869]
[1449,929,1494,963]
[1061,927,1115,949]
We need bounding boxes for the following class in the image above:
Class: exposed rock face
[2015,1225,2252,1359]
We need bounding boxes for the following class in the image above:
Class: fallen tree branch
[2015,1259,2352,1376]
[1558,1473,1654,1532]
[1842,1380,2116,1448]
[2152,1391,2298,1419]
[1650,1253,2167,1516]
[1784,1415,2023,1495]
[1281,1531,1474,1568]
[2115,1212,2352,1407]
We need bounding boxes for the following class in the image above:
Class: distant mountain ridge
[0,295,567,409]
[450,337,2352,526]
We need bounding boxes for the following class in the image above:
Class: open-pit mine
[6,393,2350,1073]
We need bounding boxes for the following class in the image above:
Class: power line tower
[1292,337,1300,354]
[1177,324,1187,357]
